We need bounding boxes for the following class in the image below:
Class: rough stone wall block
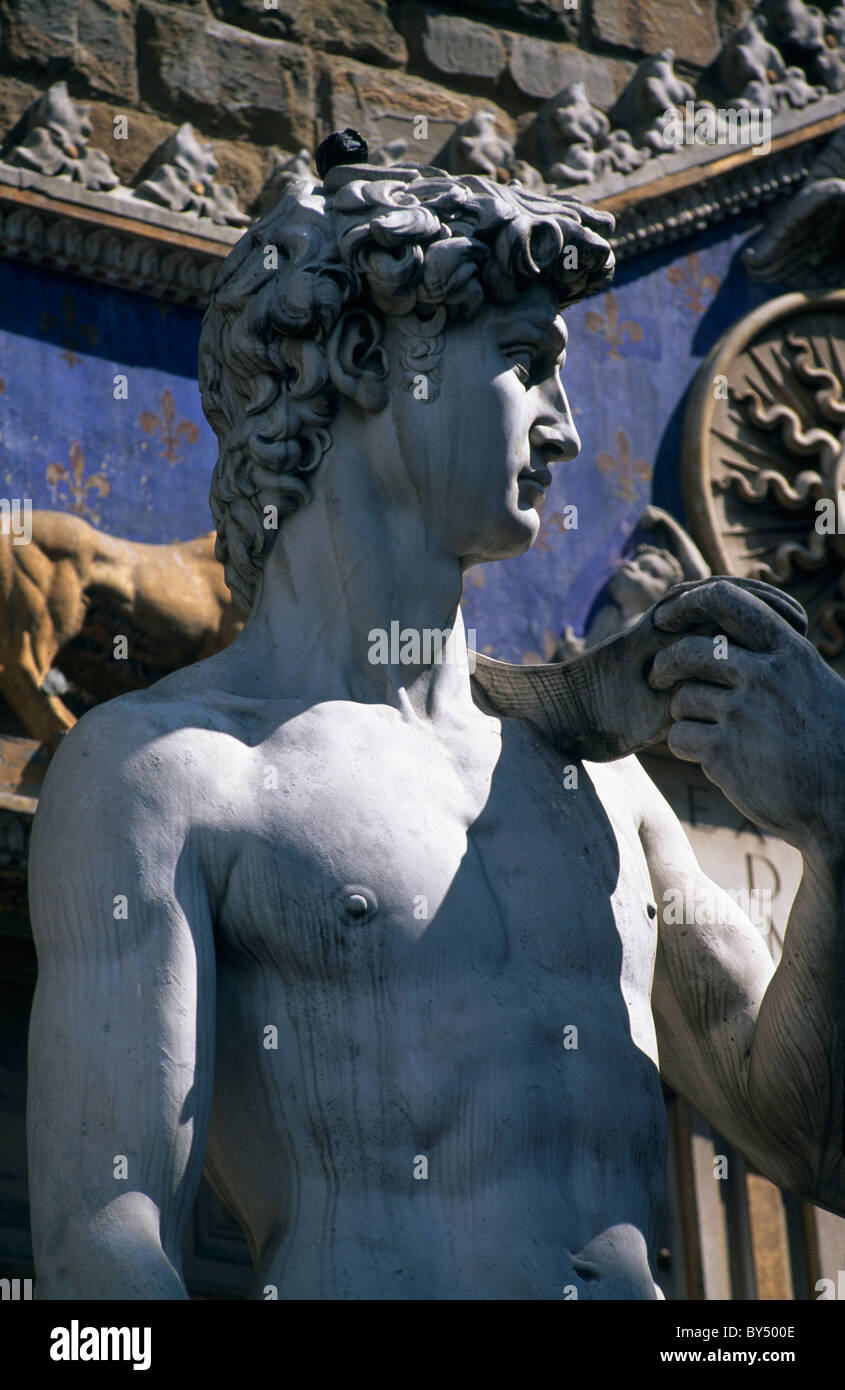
[136,2,314,147]
[0,0,139,104]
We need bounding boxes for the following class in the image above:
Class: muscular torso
[185,694,667,1300]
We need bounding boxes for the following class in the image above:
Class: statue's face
[608,550,679,610]
[378,284,581,566]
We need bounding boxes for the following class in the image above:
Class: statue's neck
[228,479,477,722]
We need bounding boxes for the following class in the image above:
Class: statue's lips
[517,466,552,495]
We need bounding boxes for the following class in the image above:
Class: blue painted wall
[0,220,787,666]
[0,260,215,542]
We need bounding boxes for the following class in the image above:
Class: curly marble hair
[199,161,615,611]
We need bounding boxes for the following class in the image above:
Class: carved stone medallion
[683,291,845,675]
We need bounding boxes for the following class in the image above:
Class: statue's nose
[531,420,581,465]
[531,375,581,464]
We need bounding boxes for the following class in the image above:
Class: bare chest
[208,709,658,1014]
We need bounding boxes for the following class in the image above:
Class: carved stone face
[608,548,681,611]
[376,283,581,567]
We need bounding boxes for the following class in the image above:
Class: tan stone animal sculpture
[0,510,243,748]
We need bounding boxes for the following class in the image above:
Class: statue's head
[200,153,614,610]
[608,543,684,613]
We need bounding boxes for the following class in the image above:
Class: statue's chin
[463,532,537,570]
[508,513,542,556]
[458,505,541,568]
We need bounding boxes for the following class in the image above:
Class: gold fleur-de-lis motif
[596,429,652,502]
[533,511,572,554]
[522,629,560,665]
[666,252,721,315]
[584,291,643,361]
[139,388,200,466]
[46,441,110,521]
[39,292,99,367]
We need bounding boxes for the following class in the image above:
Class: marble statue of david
[27,147,845,1299]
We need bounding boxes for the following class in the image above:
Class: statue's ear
[327,310,389,412]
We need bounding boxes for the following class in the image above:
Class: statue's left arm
[636,580,845,1216]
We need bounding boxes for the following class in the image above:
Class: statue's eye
[505,347,534,385]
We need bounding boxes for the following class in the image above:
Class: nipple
[340,885,378,921]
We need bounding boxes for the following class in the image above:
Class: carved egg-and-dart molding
[683,292,845,675]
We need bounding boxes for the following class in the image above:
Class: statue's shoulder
[581,753,663,828]
[29,683,228,952]
[38,677,225,823]
[585,752,695,868]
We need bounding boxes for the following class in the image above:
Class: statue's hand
[649,578,845,853]
[471,576,808,766]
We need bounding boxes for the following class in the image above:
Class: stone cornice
[603,104,845,259]
[0,161,239,306]
[0,104,843,301]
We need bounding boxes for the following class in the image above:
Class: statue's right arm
[26,707,216,1299]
